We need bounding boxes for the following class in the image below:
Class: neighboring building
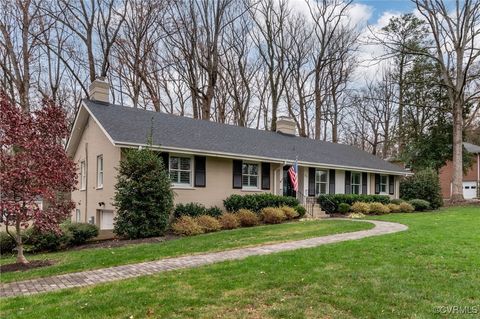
[66,79,410,231]
[439,143,480,200]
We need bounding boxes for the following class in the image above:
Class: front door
[283,166,296,198]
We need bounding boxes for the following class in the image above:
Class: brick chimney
[88,77,110,103]
[276,116,296,135]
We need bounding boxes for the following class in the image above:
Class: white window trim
[351,172,361,195]
[80,160,86,191]
[379,174,388,194]
[169,154,193,188]
[315,169,329,196]
[75,209,81,222]
[96,155,104,189]
[242,161,260,190]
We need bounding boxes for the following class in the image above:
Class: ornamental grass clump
[218,213,240,230]
[236,209,259,227]
[194,215,221,233]
[387,203,401,213]
[351,202,371,214]
[171,216,203,236]
[399,202,415,213]
[347,212,365,219]
[279,206,299,220]
[260,207,286,224]
[369,202,390,215]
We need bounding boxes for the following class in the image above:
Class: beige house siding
[173,157,280,208]
[71,116,121,226]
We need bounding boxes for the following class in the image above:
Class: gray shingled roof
[83,99,408,174]
[464,142,480,154]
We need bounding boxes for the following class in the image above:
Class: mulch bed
[71,234,178,251]
[0,260,56,273]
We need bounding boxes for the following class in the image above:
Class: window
[380,175,388,193]
[75,209,81,222]
[351,172,361,194]
[242,162,259,188]
[169,156,192,186]
[315,169,328,195]
[96,155,103,188]
[80,161,86,190]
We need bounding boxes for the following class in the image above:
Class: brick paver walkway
[0,219,407,298]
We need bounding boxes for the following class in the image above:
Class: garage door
[100,210,114,230]
[463,182,478,199]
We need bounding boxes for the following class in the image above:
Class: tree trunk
[15,220,28,264]
[450,100,464,201]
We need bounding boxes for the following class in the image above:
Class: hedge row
[318,194,391,214]
[0,222,99,255]
[171,206,300,236]
[223,193,300,213]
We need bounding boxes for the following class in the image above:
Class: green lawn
[2,207,479,319]
[0,219,371,283]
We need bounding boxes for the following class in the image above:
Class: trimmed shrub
[347,212,365,219]
[174,203,224,218]
[338,203,351,214]
[400,168,442,209]
[294,205,307,218]
[399,202,415,213]
[390,199,404,205]
[218,213,240,229]
[194,215,221,233]
[0,232,16,255]
[24,227,72,252]
[174,203,207,218]
[223,193,299,213]
[351,202,371,214]
[63,223,99,246]
[369,202,390,215]
[387,203,401,213]
[206,206,223,217]
[318,194,390,214]
[280,206,299,220]
[113,148,174,239]
[236,209,259,227]
[260,207,286,224]
[171,216,204,236]
[409,199,431,212]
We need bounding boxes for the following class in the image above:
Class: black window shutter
[329,169,335,194]
[308,167,316,196]
[232,160,243,189]
[375,174,380,194]
[345,171,351,194]
[194,156,206,187]
[261,162,270,190]
[160,152,169,170]
[389,175,395,195]
[362,172,368,194]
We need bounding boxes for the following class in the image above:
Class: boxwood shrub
[408,199,431,211]
[223,194,299,213]
[174,203,223,218]
[318,194,390,214]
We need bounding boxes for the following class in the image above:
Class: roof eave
[113,141,411,176]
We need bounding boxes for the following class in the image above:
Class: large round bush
[400,169,442,209]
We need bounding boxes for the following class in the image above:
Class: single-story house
[66,79,410,230]
[439,142,480,200]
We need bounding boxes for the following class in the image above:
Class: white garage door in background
[100,210,114,230]
[463,182,478,199]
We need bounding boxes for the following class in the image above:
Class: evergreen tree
[113,148,173,239]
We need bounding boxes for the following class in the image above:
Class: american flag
[288,159,298,192]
